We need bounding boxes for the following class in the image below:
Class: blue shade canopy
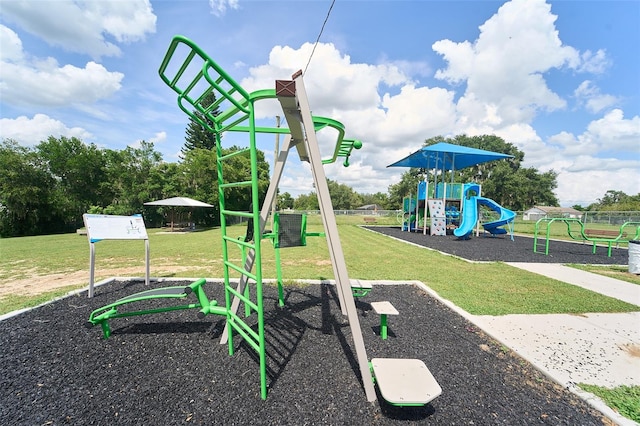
[387,142,513,171]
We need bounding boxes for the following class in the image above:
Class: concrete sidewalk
[471,263,639,425]
[506,262,640,306]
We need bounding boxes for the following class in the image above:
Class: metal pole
[271,116,280,230]
[88,242,95,298]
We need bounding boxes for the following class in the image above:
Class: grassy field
[1,215,637,316]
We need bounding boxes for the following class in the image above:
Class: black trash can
[629,240,640,274]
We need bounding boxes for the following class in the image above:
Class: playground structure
[400,181,462,234]
[389,142,514,238]
[400,181,515,240]
[534,217,640,257]
[88,35,441,406]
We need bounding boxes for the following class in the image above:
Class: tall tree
[588,190,640,211]
[182,92,220,155]
[0,140,57,236]
[36,136,108,229]
[101,140,163,215]
[293,193,319,210]
[359,192,391,210]
[327,179,362,210]
[277,192,295,210]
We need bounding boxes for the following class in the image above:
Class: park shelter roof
[387,142,513,171]
[144,197,214,231]
[144,197,214,207]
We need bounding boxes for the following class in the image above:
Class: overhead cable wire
[303,0,336,75]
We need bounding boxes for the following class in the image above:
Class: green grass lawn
[1,217,637,316]
[579,384,640,422]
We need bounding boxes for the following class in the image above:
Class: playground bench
[87,278,225,339]
[370,301,398,340]
[363,217,377,224]
[584,229,627,239]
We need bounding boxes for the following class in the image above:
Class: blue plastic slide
[453,184,515,240]
[453,193,478,239]
[477,197,515,240]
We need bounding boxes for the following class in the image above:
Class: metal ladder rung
[228,315,260,351]
[219,180,253,189]
[224,260,257,280]
[227,286,259,312]
[222,234,254,247]
[169,49,198,87]
[219,147,251,160]
[221,210,253,218]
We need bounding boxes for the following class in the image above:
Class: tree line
[2,133,636,237]
[0,137,270,237]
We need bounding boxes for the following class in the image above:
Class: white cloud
[149,131,167,145]
[0,0,156,59]
[0,26,124,109]
[554,167,640,207]
[577,49,610,74]
[0,114,93,145]
[583,109,640,153]
[574,80,619,114]
[548,110,640,157]
[243,42,410,114]
[434,0,579,129]
[0,25,24,62]
[209,0,240,17]
[0,58,124,108]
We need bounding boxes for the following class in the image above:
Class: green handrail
[534,217,640,257]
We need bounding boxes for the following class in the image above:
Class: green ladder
[159,35,282,399]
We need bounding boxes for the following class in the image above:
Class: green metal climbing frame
[158,35,439,406]
[158,35,365,400]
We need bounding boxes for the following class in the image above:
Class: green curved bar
[534,217,640,257]
[160,35,362,169]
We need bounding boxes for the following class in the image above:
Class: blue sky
[1,0,638,207]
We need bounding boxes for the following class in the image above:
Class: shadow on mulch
[0,279,610,425]
[364,226,629,265]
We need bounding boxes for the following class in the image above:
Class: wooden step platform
[371,358,442,406]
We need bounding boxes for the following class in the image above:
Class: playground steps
[370,301,398,340]
[371,358,442,406]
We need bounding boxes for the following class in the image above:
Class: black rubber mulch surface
[1,279,610,425]
[364,226,629,265]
